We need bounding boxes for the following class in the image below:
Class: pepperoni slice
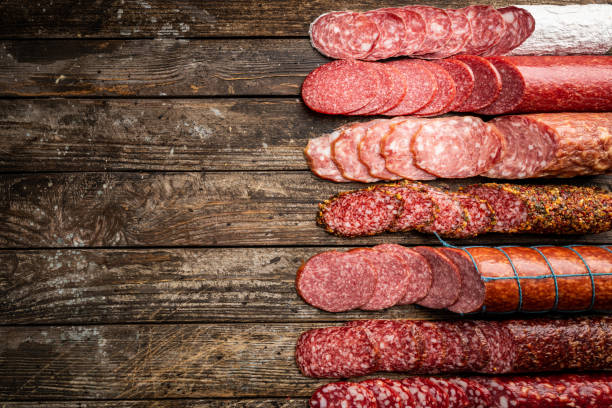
[432,59,474,111]
[310,11,380,59]
[384,60,437,115]
[412,61,457,116]
[452,55,502,111]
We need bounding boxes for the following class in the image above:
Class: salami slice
[479,321,516,374]
[429,378,470,408]
[378,183,438,231]
[317,188,402,237]
[412,61,456,116]
[432,59,474,111]
[349,63,391,115]
[450,193,495,238]
[364,10,405,61]
[401,377,442,407]
[483,6,535,56]
[461,184,528,233]
[296,326,376,378]
[442,247,486,314]
[372,65,406,114]
[475,57,525,115]
[448,378,492,408]
[413,247,462,309]
[380,119,436,180]
[309,11,380,59]
[407,6,452,54]
[412,116,501,178]
[358,118,403,180]
[304,129,350,182]
[383,380,417,408]
[310,382,377,408]
[417,189,467,236]
[452,55,502,111]
[296,251,377,312]
[384,60,437,116]
[332,122,382,182]
[436,321,469,372]
[302,60,378,115]
[359,379,402,408]
[376,244,433,305]
[419,9,472,59]
[459,6,505,55]
[390,8,427,56]
[455,321,490,371]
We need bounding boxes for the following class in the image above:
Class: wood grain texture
[0,0,605,39]
[0,99,353,172]
[0,247,451,325]
[1,172,610,249]
[0,400,307,407]
[0,39,323,97]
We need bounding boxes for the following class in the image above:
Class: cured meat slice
[358,119,403,180]
[380,119,436,180]
[483,6,535,56]
[359,379,402,408]
[432,59,474,111]
[350,248,409,310]
[461,184,527,233]
[475,57,525,115]
[412,116,501,178]
[407,6,452,54]
[332,122,382,182]
[419,9,472,59]
[429,378,469,408]
[304,129,350,182]
[296,251,377,312]
[412,61,456,116]
[448,378,492,408]
[296,326,376,378]
[479,321,516,374]
[309,12,380,59]
[410,320,446,372]
[302,60,378,115]
[371,66,406,114]
[571,246,612,311]
[417,189,467,236]
[459,6,505,55]
[317,188,402,237]
[413,247,462,309]
[400,377,441,407]
[363,10,405,61]
[453,55,502,111]
[383,380,417,408]
[435,321,469,372]
[378,183,437,231]
[384,60,437,115]
[450,193,495,238]
[389,8,426,56]
[442,247,486,314]
[454,321,489,371]
[349,63,391,115]
[310,382,377,408]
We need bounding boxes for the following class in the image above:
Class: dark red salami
[429,378,470,408]
[436,321,469,372]
[407,6,452,54]
[460,6,505,55]
[417,189,467,236]
[358,118,403,180]
[461,184,527,233]
[302,60,379,114]
[403,377,443,407]
[412,61,456,116]
[448,377,492,408]
[380,119,436,180]
[413,247,462,309]
[441,247,486,314]
[310,12,380,59]
[432,58,474,111]
[383,380,417,408]
[450,193,495,238]
[454,321,489,371]
[304,129,350,182]
[310,382,377,408]
[390,8,427,56]
[296,251,377,312]
[483,6,535,56]
[384,245,433,305]
[384,60,437,115]
[453,55,502,111]
[332,122,382,183]
[359,379,402,408]
[476,57,525,115]
[378,183,438,231]
[479,321,516,374]
[420,9,472,59]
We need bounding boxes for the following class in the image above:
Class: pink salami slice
[364,10,405,60]
[475,57,525,115]
[407,6,452,54]
[384,380,418,408]
[296,251,377,312]
[351,248,410,310]
[453,55,502,111]
[380,119,436,180]
[371,65,407,114]
[417,189,467,236]
[483,6,535,56]
[448,378,492,408]
[460,184,528,233]
[302,60,378,115]
[412,116,502,178]
[413,247,462,309]
[419,9,471,59]
[432,59,474,111]
[304,129,351,182]
[317,188,402,237]
[296,326,376,378]
[378,184,438,232]
[358,118,403,180]
[441,247,486,314]
[310,11,380,59]
[412,61,456,116]
[399,377,440,406]
[383,60,437,115]
[429,378,470,408]
[450,193,495,238]
[419,378,449,407]
[350,63,391,115]
[332,122,382,182]
[310,382,378,408]
[360,379,402,408]
[390,8,427,56]
[459,6,505,55]
[379,245,433,305]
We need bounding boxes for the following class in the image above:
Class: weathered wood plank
[0,400,307,407]
[0,99,352,172]
[0,0,605,39]
[0,247,451,325]
[1,172,611,249]
[0,39,323,97]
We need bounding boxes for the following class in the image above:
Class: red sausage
[413,247,462,309]
[453,55,502,111]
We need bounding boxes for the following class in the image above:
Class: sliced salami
[317,188,402,237]
[350,63,391,115]
[429,378,470,408]
[380,119,436,180]
[453,55,502,111]
[475,57,525,115]
[304,129,350,182]
[332,122,382,182]
[441,247,486,314]
[479,321,516,374]
[454,321,490,371]
[419,9,472,59]
[459,6,505,55]
[364,10,405,61]
[302,60,379,115]
[384,60,437,116]
[378,183,438,231]
[310,382,377,408]
[432,59,474,111]
[413,247,462,309]
[309,11,380,59]
[359,379,402,408]
[390,8,427,56]
[296,251,377,312]
[377,244,433,305]
[383,380,417,408]
[450,193,495,238]
[460,184,528,233]
[407,6,452,54]
[448,378,492,408]
[358,118,403,180]
[436,321,469,372]
[412,61,456,116]
[372,65,406,114]
[417,189,467,236]
[400,377,442,407]
[483,6,536,56]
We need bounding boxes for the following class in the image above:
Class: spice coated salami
[296,244,612,314]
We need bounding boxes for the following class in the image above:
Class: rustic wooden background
[0,0,610,406]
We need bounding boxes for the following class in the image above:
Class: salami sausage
[413,247,462,309]
[380,119,436,180]
[310,382,377,408]
[349,64,391,116]
[359,379,402,408]
[377,183,438,232]
[442,247,486,314]
[358,119,403,180]
[450,193,495,238]
[391,8,427,56]
[459,6,505,55]
[407,6,452,55]
[332,122,382,182]
[363,10,405,61]
[304,128,350,182]
[419,9,471,59]
[309,12,380,60]
[475,57,524,115]
[571,246,612,311]
[432,59,474,111]
[384,60,437,116]
[379,244,432,305]
[416,188,467,237]
[483,6,535,56]
[452,55,502,111]
[412,61,456,116]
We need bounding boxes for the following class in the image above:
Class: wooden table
[0,0,610,406]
